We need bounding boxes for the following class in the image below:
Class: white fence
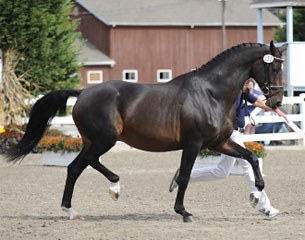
[25,94,305,145]
[242,93,305,145]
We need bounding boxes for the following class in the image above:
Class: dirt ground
[0,144,305,240]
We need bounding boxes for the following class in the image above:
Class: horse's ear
[269,40,288,54]
[269,40,276,54]
[279,43,288,53]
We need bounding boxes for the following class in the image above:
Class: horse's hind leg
[88,144,120,200]
[61,151,88,220]
[61,140,119,219]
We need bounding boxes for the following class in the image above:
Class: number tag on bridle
[263,54,274,63]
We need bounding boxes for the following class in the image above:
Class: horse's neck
[201,47,266,107]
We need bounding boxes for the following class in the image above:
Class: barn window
[123,70,138,82]
[157,69,172,82]
[87,70,103,84]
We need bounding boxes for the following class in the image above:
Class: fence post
[300,93,305,145]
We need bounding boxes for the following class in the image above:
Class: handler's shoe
[259,206,279,219]
[169,169,179,192]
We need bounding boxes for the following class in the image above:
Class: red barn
[73,0,282,87]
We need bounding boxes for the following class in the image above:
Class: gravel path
[0,145,305,240]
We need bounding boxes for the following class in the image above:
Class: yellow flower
[0,127,5,134]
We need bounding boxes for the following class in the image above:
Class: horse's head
[250,41,288,109]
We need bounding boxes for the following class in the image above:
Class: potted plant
[37,129,83,166]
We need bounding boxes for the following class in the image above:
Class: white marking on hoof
[62,207,82,220]
[109,181,120,201]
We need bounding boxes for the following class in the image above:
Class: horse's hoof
[70,214,83,220]
[109,189,120,201]
[183,215,194,222]
[109,181,120,201]
[62,207,83,220]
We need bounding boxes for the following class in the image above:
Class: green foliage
[0,0,81,94]
[275,8,305,42]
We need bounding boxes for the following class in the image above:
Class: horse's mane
[197,42,265,72]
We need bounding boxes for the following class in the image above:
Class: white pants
[191,130,271,210]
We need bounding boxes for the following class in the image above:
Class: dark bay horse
[6,41,287,222]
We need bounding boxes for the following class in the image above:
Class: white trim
[122,69,138,82]
[87,70,103,84]
[157,69,172,82]
[95,22,282,27]
[250,2,305,8]
[84,60,116,67]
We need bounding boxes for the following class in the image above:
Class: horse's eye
[272,66,279,74]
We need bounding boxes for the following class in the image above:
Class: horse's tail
[5,89,82,163]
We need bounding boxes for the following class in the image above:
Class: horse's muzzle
[275,101,282,108]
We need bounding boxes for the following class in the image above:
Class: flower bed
[0,125,25,154]
[0,125,83,154]
[37,135,82,153]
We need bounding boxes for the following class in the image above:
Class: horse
[5,41,287,222]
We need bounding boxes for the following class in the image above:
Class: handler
[169,79,288,218]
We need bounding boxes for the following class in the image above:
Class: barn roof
[250,0,305,8]
[75,0,282,27]
[75,38,115,66]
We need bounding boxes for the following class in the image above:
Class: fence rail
[24,94,305,145]
[242,93,305,145]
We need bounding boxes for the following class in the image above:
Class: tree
[0,0,81,125]
[275,8,305,42]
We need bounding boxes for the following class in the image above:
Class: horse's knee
[248,153,259,166]
[67,163,82,178]
[176,176,190,188]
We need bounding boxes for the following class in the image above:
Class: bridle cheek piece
[261,54,284,100]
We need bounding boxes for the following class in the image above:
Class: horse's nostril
[275,102,282,107]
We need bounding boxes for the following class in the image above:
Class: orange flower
[38,136,83,152]
[244,142,267,158]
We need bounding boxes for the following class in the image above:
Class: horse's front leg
[215,140,264,191]
[174,144,200,222]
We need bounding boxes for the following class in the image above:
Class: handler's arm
[253,98,289,123]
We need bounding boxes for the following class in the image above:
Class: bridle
[259,54,284,101]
